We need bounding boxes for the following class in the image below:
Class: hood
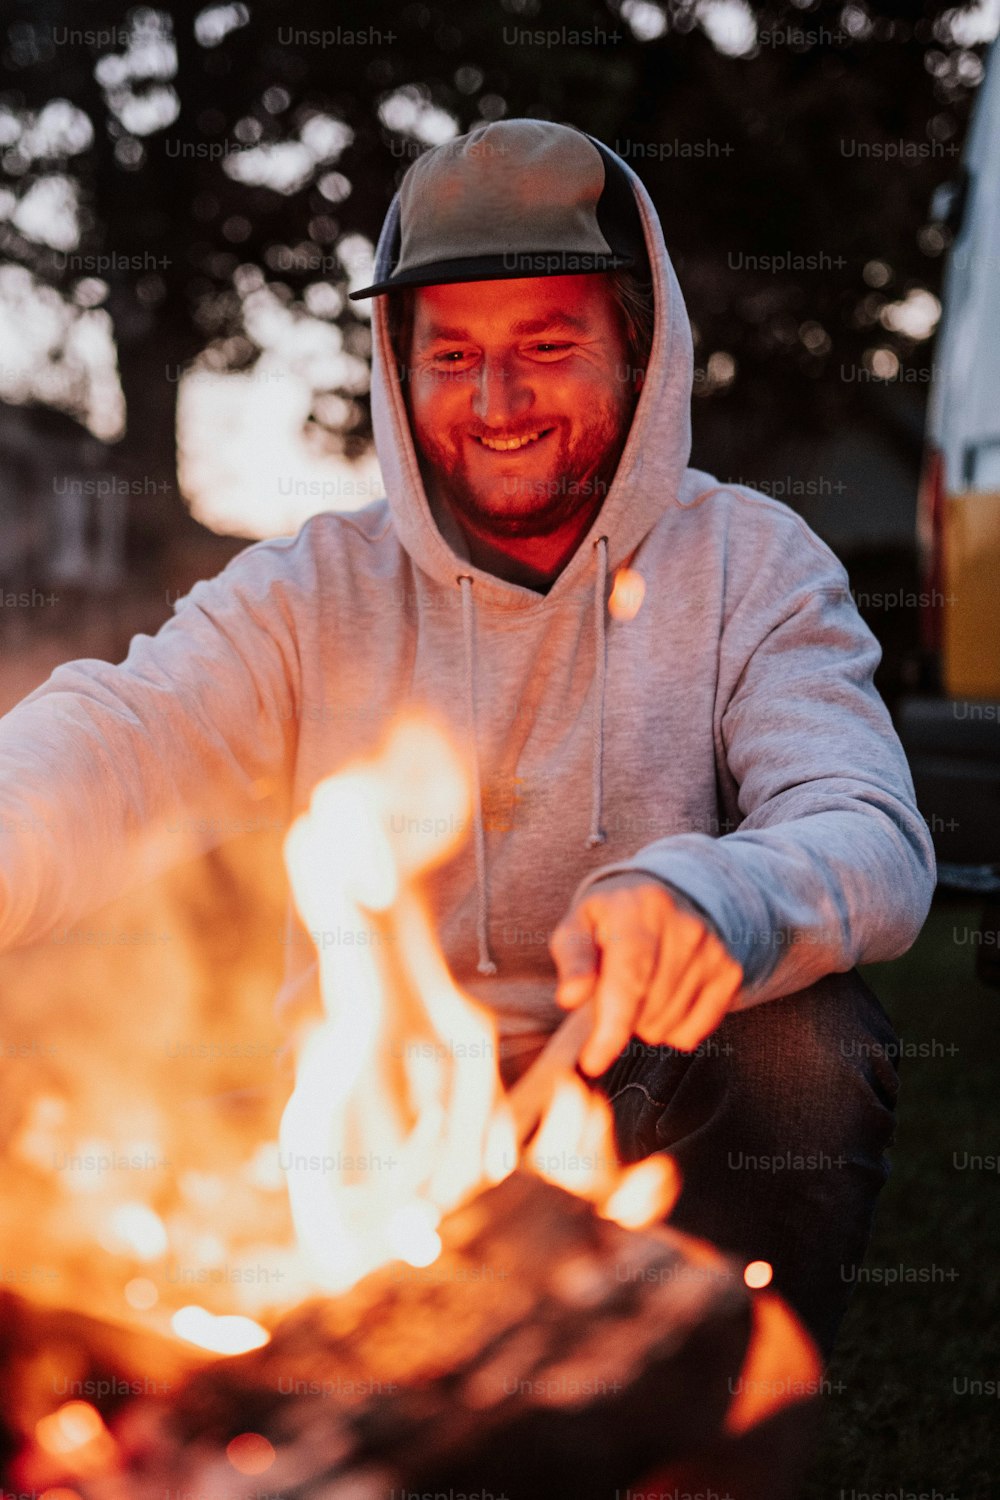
[364,125,696,978]
[368,124,696,611]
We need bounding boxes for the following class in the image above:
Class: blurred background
[1,0,995,698]
[2,3,999,1495]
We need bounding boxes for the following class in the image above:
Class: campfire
[278,713,679,1289]
[1,715,820,1500]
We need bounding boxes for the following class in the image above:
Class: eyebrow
[420,310,591,343]
[511,312,590,336]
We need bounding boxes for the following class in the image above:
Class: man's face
[402,274,636,539]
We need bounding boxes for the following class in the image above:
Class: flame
[34,1403,115,1474]
[278,712,680,1298]
[100,1202,169,1260]
[171,1304,270,1354]
[529,1075,680,1227]
[35,1403,105,1456]
[602,1155,681,1229]
[529,1074,618,1199]
[279,715,508,1293]
[7,710,682,1374]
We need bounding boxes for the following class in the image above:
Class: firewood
[76,1173,754,1500]
[0,1288,205,1482]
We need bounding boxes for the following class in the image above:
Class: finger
[636,926,739,1045]
[647,934,714,1036]
[549,909,599,1009]
[579,912,660,1076]
[663,957,743,1053]
[633,919,711,1042]
[579,994,636,1077]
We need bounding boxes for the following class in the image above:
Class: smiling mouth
[472,427,555,452]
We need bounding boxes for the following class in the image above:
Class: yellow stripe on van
[942,489,1000,699]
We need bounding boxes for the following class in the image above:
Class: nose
[470,352,534,429]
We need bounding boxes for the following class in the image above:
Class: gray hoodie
[0,134,936,1062]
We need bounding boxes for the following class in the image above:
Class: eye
[527,341,573,360]
[428,349,477,373]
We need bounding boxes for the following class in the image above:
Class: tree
[0,0,989,553]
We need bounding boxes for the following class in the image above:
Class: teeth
[478,430,544,451]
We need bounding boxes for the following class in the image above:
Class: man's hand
[549,873,744,1076]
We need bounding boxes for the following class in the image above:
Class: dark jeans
[592,968,901,1363]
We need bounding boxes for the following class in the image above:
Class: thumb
[549,908,599,1009]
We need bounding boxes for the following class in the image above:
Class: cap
[348,119,647,300]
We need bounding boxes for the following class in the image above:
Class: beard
[412,402,633,540]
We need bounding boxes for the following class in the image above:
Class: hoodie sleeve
[572,512,937,1007]
[0,540,302,953]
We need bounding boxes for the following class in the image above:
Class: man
[0,121,935,1361]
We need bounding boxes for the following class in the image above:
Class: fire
[34,1402,115,1476]
[279,715,510,1293]
[602,1156,680,1230]
[278,712,679,1298]
[530,1074,618,1198]
[171,1304,270,1354]
[100,1201,168,1260]
[35,1402,105,1456]
[528,1074,679,1225]
[6,711,680,1375]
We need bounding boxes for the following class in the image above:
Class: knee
[717,968,901,1159]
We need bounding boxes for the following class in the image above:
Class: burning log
[0,1287,207,1483]
[66,1172,767,1500]
[4,1176,819,1500]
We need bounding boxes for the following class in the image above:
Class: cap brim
[349,249,634,301]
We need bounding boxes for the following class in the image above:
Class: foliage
[0,0,991,509]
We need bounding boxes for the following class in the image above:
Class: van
[899,31,1000,981]
[917,31,1000,700]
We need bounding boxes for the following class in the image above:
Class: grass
[800,894,1000,1500]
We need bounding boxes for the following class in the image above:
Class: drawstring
[587,535,609,848]
[457,535,610,977]
[459,575,497,976]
